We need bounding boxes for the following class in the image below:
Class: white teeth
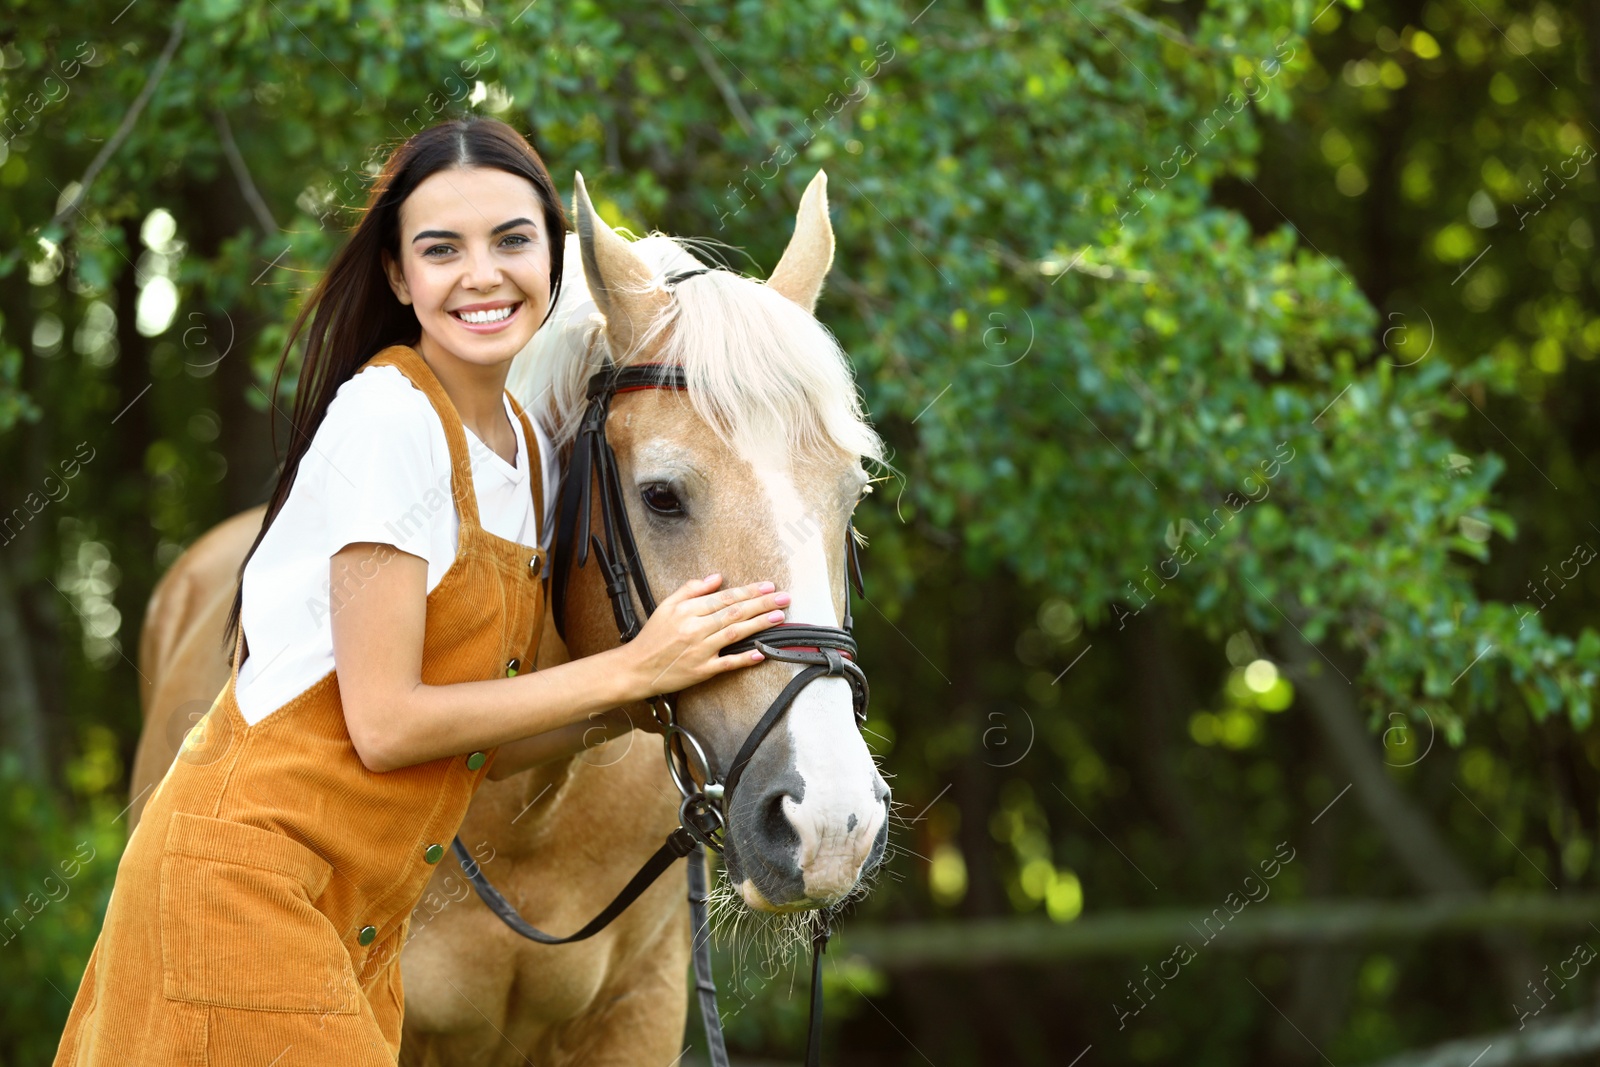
[456,305,514,324]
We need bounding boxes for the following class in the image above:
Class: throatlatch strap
[451,829,695,945]
[552,361,689,642]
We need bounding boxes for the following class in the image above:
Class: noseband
[452,270,871,1067]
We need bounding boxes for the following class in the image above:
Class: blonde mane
[507,232,885,466]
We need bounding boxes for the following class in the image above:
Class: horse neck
[498,515,667,842]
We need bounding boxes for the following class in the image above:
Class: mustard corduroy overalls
[55,344,547,1066]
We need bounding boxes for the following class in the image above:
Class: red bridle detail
[610,363,685,396]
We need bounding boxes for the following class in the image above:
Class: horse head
[510,172,890,913]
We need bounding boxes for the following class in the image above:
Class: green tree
[2,1,1596,1063]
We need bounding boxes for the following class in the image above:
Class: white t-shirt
[234,364,560,725]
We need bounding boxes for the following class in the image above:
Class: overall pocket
[159,811,359,1014]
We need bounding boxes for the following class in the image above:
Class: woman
[53,117,788,1066]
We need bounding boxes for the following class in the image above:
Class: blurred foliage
[2,0,1598,1064]
[0,740,124,1066]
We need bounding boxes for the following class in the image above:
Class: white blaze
[745,442,886,902]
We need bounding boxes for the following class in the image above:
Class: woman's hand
[621,573,789,700]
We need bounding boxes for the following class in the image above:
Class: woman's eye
[640,484,685,516]
[501,234,530,249]
[422,244,454,258]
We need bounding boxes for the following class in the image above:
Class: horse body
[399,684,688,1065]
[128,171,886,1063]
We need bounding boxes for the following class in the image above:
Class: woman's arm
[330,542,787,773]
[482,706,635,781]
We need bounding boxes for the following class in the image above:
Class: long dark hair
[225,117,569,657]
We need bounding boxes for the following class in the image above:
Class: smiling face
[382,165,553,372]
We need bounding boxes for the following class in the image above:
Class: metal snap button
[358,925,377,946]
[506,659,520,677]
[466,751,487,770]
[424,843,444,864]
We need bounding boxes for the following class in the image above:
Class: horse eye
[641,483,685,516]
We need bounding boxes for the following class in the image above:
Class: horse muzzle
[718,686,891,912]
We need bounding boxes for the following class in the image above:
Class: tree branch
[985,238,1155,287]
[672,16,759,139]
[47,17,186,233]
[209,107,277,234]
[1274,629,1542,1006]
[1275,631,1478,895]
[1102,0,1195,49]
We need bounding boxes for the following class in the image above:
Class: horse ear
[766,171,835,313]
[572,171,670,360]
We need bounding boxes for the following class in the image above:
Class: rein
[452,285,869,1067]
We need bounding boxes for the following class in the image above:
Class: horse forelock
[508,232,885,473]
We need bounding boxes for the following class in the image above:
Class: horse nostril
[761,792,793,842]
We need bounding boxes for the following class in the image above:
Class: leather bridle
[451,269,872,1067]
[551,357,870,852]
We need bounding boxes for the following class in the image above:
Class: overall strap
[503,390,545,549]
[360,345,482,531]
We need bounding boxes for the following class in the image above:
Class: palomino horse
[127,170,890,1065]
